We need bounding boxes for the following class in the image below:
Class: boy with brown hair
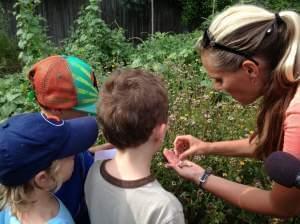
[85,69,185,224]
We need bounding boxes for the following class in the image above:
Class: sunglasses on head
[201,29,259,66]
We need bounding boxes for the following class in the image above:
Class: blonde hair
[0,160,62,216]
[197,5,300,159]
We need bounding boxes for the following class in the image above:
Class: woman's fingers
[174,136,190,155]
[177,160,193,168]
[174,135,209,160]
[178,148,195,160]
[163,148,180,165]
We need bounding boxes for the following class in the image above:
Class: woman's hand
[173,135,211,160]
[163,149,204,184]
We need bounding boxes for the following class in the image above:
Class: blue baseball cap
[0,112,99,186]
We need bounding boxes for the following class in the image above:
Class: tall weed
[63,0,134,77]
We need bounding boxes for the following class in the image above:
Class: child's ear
[153,123,167,142]
[33,171,53,189]
[160,123,168,136]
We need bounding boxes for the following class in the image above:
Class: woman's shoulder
[288,84,300,107]
[286,84,300,114]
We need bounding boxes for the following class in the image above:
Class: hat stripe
[74,76,98,94]
[63,55,91,71]
[70,57,91,72]
[77,88,98,98]
[68,61,98,94]
[69,62,91,80]
[64,56,98,113]
[78,99,98,105]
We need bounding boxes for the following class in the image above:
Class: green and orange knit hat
[28,55,99,115]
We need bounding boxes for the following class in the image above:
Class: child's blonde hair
[0,160,62,216]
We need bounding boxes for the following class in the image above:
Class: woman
[164,4,300,218]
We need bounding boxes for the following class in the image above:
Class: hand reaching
[174,135,210,160]
[163,149,204,184]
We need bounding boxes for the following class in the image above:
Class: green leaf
[6,93,22,101]
[0,102,17,117]
[131,59,142,68]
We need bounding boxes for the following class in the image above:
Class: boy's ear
[153,123,167,142]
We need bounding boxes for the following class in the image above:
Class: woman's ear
[242,60,260,81]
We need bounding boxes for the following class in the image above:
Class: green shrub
[178,0,239,30]
[63,0,134,77]
[0,73,37,121]
[0,4,21,75]
[14,0,56,70]
[0,33,21,76]
[129,31,202,76]
[178,0,300,30]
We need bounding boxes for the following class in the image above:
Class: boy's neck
[40,108,61,120]
[106,141,159,180]
[17,190,58,224]
[41,108,88,120]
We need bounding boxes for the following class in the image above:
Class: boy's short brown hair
[97,69,168,149]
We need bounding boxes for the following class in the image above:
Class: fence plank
[1,0,184,44]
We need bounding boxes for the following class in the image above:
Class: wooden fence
[1,0,185,44]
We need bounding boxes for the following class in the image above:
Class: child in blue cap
[0,112,98,224]
[28,55,113,223]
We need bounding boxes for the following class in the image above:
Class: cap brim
[73,104,97,115]
[58,116,98,159]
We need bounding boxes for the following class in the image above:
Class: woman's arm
[164,150,300,218]
[204,175,300,218]
[206,138,256,158]
[175,136,256,160]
